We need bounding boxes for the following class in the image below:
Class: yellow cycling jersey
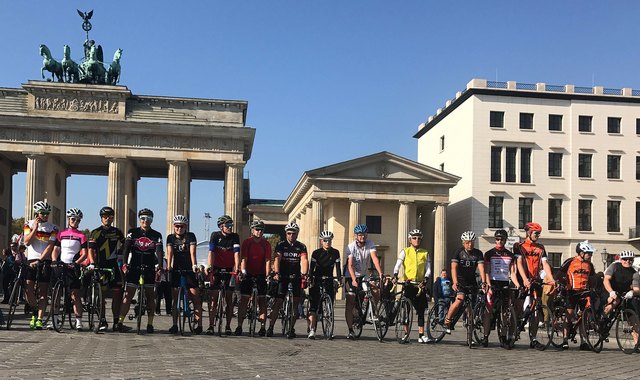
[402,246,429,281]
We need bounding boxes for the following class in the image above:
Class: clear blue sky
[3,1,640,240]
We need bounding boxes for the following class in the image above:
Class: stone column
[0,159,12,248]
[299,207,308,245]
[310,198,323,251]
[166,160,191,237]
[348,199,362,240]
[397,201,412,259]
[434,203,448,274]
[224,163,244,234]
[24,154,48,220]
[108,158,138,231]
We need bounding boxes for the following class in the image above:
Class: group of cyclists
[3,200,640,352]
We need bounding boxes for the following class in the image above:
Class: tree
[11,217,24,236]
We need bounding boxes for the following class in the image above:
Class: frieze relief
[33,95,119,114]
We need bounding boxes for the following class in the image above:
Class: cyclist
[267,222,308,338]
[206,214,240,335]
[482,229,520,347]
[23,201,58,330]
[514,222,555,349]
[116,208,163,333]
[603,250,639,316]
[556,240,596,350]
[1,235,20,304]
[53,208,89,331]
[392,229,431,343]
[307,230,341,340]
[444,230,485,335]
[344,224,384,339]
[88,206,125,331]
[235,220,271,336]
[166,215,202,334]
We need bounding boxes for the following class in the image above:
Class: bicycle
[127,263,153,335]
[280,274,300,339]
[590,294,640,354]
[50,262,79,332]
[5,262,29,330]
[311,275,338,340]
[425,285,479,348]
[548,283,592,349]
[351,275,388,341]
[517,279,553,351]
[173,269,198,335]
[212,269,236,336]
[488,284,519,349]
[392,281,420,344]
[81,266,113,333]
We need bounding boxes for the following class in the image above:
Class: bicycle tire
[465,302,474,348]
[320,293,334,339]
[549,306,566,349]
[216,290,225,337]
[283,293,294,338]
[426,306,447,343]
[472,299,486,345]
[529,304,552,351]
[178,287,186,335]
[248,289,258,337]
[89,281,103,333]
[395,298,413,344]
[497,303,517,349]
[581,306,602,353]
[6,279,22,330]
[616,308,639,354]
[51,281,65,333]
[376,298,390,340]
[136,287,143,334]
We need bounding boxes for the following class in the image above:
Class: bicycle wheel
[177,287,186,335]
[616,308,639,354]
[216,290,225,337]
[395,298,413,344]
[426,306,446,343]
[320,294,334,339]
[581,306,603,353]
[465,302,474,348]
[497,303,517,349]
[51,282,65,333]
[549,306,565,349]
[283,293,294,338]
[6,279,22,330]
[88,281,103,333]
[376,298,390,340]
[136,287,143,334]
[248,290,258,337]
[529,304,552,351]
[472,300,486,345]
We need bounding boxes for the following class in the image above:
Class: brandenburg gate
[0,81,255,246]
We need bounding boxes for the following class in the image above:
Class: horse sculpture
[39,44,63,82]
[61,45,79,83]
[78,45,106,84]
[106,48,123,85]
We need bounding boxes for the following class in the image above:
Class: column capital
[349,198,364,203]
[25,152,46,159]
[399,200,414,205]
[227,162,246,169]
[167,159,189,167]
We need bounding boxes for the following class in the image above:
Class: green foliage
[11,217,24,236]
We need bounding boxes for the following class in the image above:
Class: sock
[118,316,125,323]
[419,333,423,338]
[148,314,154,325]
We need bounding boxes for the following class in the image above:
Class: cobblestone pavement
[0,300,639,379]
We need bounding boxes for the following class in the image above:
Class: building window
[636,118,640,135]
[439,135,445,151]
[578,154,592,178]
[506,147,517,183]
[607,155,621,179]
[491,147,502,182]
[547,252,562,268]
[489,196,504,228]
[578,199,592,231]
[637,201,640,228]
[490,111,504,128]
[520,113,534,130]
[549,153,563,177]
[636,156,640,180]
[519,198,533,229]
[549,114,563,131]
[579,115,592,132]
[607,200,621,232]
[520,148,531,183]
[365,215,382,234]
[608,117,621,134]
[548,199,562,231]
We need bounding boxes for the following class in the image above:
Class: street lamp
[600,247,608,268]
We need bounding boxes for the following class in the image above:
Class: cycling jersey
[56,227,87,264]
[23,220,58,260]
[345,239,377,278]
[559,256,595,291]
[123,227,163,267]
[513,239,548,279]
[209,231,240,269]
[451,247,483,287]
[241,237,271,276]
[310,247,341,279]
[604,262,637,294]
[484,247,515,282]
[394,246,430,281]
[275,240,307,276]
[88,225,125,267]
[166,232,197,269]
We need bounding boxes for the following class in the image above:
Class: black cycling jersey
[310,247,341,279]
[275,240,307,276]
[605,262,636,294]
[167,232,197,269]
[122,227,163,267]
[88,225,125,267]
[451,247,483,287]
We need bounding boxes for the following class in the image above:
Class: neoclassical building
[281,151,459,275]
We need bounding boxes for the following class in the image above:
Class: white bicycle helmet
[460,231,476,241]
[619,250,636,259]
[408,229,423,239]
[172,215,189,225]
[33,201,51,213]
[576,240,595,254]
[285,222,300,233]
[319,231,334,240]
[66,208,83,219]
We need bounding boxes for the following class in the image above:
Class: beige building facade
[415,78,640,271]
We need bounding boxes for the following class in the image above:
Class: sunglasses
[140,216,153,222]
[321,238,331,243]
[223,223,233,228]
[253,228,264,232]
[410,237,422,240]
[101,214,114,219]
[69,217,81,222]
[39,212,50,216]
[532,232,541,236]
[174,224,186,229]
[495,238,505,241]
[621,258,634,262]
[286,232,297,235]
